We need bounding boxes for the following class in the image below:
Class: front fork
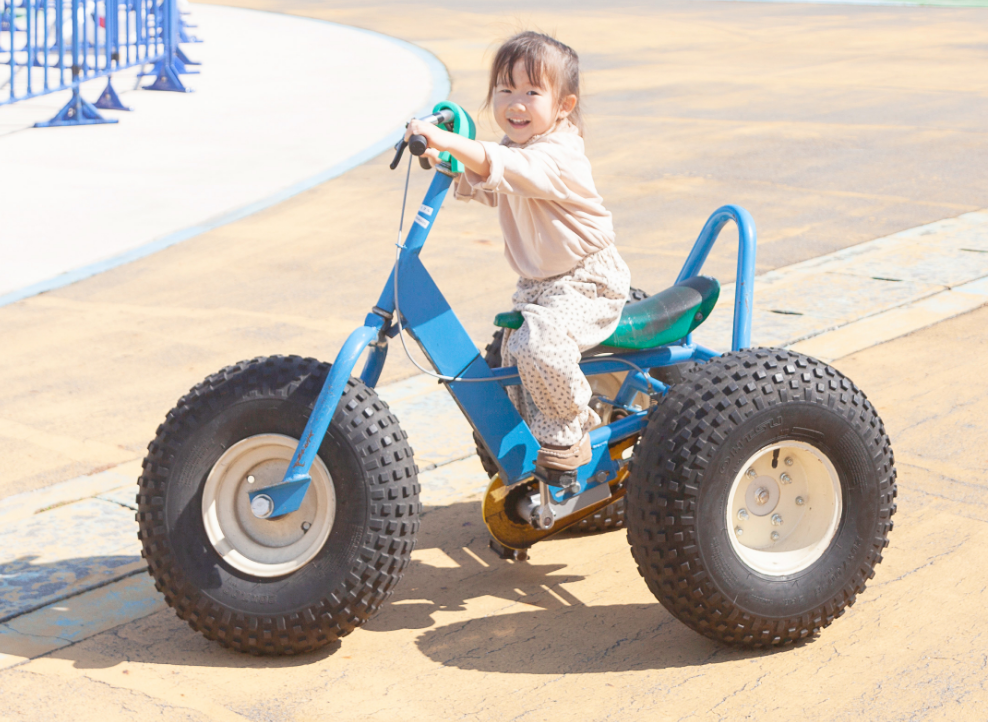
[247,318,385,519]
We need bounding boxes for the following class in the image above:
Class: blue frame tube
[253,155,757,518]
[675,204,757,351]
[250,322,383,516]
[359,340,388,388]
[547,410,648,502]
[489,343,697,387]
[614,369,661,407]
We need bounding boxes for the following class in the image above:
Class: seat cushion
[493,276,720,351]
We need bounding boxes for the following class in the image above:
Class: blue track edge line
[0,11,451,310]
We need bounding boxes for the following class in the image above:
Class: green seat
[493,276,720,351]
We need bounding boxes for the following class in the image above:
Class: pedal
[531,480,555,530]
[532,466,578,489]
[482,473,626,551]
[488,538,529,562]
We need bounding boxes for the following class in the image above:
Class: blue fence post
[25,0,32,95]
[2,0,200,122]
[143,0,190,91]
[56,0,64,87]
[34,0,117,127]
[178,0,201,44]
[6,0,13,104]
[95,0,131,110]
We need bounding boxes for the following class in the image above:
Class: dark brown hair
[484,31,583,135]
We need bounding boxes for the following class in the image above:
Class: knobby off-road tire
[137,355,419,655]
[473,288,651,534]
[626,348,896,647]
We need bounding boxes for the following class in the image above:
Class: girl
[404,31,630,472]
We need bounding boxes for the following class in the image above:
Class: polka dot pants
[501,245,631,447]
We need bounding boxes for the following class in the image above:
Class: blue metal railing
[1,0,197,126]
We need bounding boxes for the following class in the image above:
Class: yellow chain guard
[482,437,636,550]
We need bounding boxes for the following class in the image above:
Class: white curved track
[0,4,449,304]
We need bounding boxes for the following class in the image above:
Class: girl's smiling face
[493,58,576,145]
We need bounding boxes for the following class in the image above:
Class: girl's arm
[404,120,491,178]
[404,120,579,203]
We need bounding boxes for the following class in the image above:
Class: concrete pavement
[2,302,988,720]
[1,0,987,719]
[3,205,987,665]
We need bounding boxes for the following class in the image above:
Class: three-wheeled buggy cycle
[137,102,896,655]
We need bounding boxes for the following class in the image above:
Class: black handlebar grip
[408,134,428,156]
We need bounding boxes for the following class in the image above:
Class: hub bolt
[737,509,749,521]
[246,475,255,484]
[755,487,770,505]
[746,468,757,479]
[301,521,312,532]
[735,527,744,537]
[250,494,274,519]
[771,513,783,526]
[780,473,792,484]
[784,457,794,466]
[771,531,780,541]
[796,496,805,506]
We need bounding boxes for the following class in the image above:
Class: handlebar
[390,109,456,170]
[408,135,428,156]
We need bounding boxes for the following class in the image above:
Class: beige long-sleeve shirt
[453,121,615,280]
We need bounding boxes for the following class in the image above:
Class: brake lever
[390,139,408,171]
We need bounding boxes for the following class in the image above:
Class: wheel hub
[201,434,336,578]
[727,441,842,576]
[744,476,780,515]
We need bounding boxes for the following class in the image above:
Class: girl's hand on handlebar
[403,117,490,178]
[404,119,444,151]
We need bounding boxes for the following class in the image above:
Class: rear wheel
[626,348,896,646]
[138,355,419,655]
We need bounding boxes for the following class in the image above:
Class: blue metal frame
[252,166,758,517]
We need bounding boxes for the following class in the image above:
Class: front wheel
[137,355,419,655]
[627,348,896,647]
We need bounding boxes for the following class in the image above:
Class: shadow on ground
[19,499,798,673]
[369,500,795,673]
[0,554,142,622]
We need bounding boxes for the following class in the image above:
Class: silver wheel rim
[726,441,842,577]
[201,433,336,578]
